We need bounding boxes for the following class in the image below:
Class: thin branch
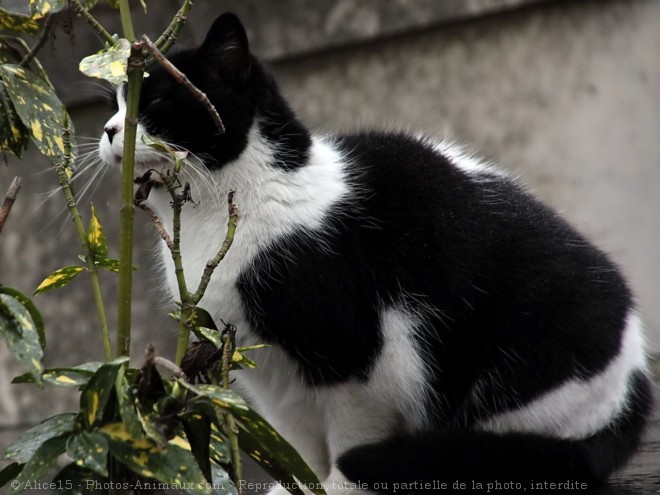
[69,0,116,46]
[135,199,173,250]
[54,115,112,361]
[192,191,238,304]
[19,14,53,68]
[221,328,243,491]
[0,176,22,236]
[154,0,193,55]
[140,34,225,135]
[145,343,187,379]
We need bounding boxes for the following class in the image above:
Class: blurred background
[1,0,659,469]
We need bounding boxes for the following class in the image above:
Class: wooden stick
[0,176,22,235]
[140,34,225,135]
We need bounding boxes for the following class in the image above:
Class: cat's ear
[198,13,251,81]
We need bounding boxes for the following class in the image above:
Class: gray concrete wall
[1,0,658,453]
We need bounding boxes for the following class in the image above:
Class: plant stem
[192,192,238,304]
[19,14,52,68]
[69,0,116,45]
[169,181,192,366]
[141,35,225,135]
[0,176,22,236]
[116,42,145,357]
[221,329,243,490]
[55,116,112,361]
[154,0,193,55]
[118,0,136,41]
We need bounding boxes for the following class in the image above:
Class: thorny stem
[0,176,22,236]
[154,0,194,55]
[140,35,225,135]
[69,0,116,45]
[19,14,52,68]
[221,329,243,491]
[55,115,112,361]
[192,191,238,304]
[116,41,145,358]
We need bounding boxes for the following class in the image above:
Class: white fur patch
[477,311,648,439]
[431,139,506,178]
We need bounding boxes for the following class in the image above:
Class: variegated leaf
[34,266,86,296]
[0,80,29,157]
[66,432,109,477]
[8,435,68,495]
[101,422,210,494]
[0,9,39,33]
[80,357,128,428]
[4,412,77,463]
[0,293,43,383]
[79,38,130,85]
[0,63,74,163]
[0,286,45,348]
[87,204,108,262]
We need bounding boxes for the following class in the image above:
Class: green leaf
[87,204,108,263]
[29,0,73,17]
[101,422,210,494]
[210,463,238,495]
[79,38,130,85]
[0,462,24,488]
[0,64,74,163]
[182,412,212,482]
[115,365,143,438]
[0,35,50,81]
[8,435,68,495]
[0,287,45,348]
[34,266,86,296]
[181,382,325,495]
[13,361,102,387]
[105,0,119,8]
[80,357,128,428]
[4,412,77,463]
[0,293,43,383]
[0,9,39,33]
[66,432,109,477]
[194,326,223,348]
[52,463,107,494]
[0,79,30,157]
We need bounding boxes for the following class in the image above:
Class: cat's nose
[105,125,118,144]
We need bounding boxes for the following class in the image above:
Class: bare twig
[145,343,187,379]
[69,0,116,45]
[192,191,238,304]
[140,34,225,135]
[0,176,22,236]
[135,198,173,250]
[19,14,53,68]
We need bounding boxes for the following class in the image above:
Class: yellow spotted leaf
[87,204,108,263]
[0,64,74,164]
[0,293,43,384]
[0,8,39,33]
[79,38,130,85]
[101,423,210,494]
[34,266,86,296]
[80,357,128,428]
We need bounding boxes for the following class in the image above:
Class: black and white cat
[99,13,652,494]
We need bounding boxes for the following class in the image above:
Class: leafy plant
[0,3,325,494]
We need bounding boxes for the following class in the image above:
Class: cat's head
[99,13,305,176]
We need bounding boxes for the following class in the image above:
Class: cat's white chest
[147,130,351,343]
